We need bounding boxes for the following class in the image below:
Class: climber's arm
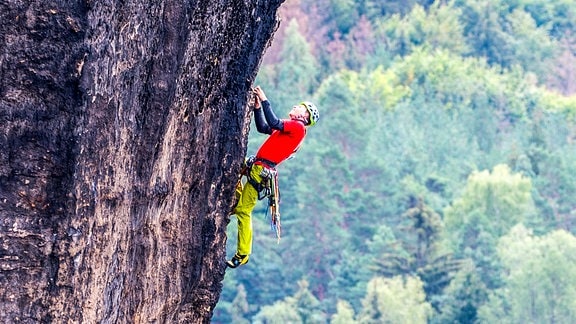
[262,100,284,131]
[254,103,272,134]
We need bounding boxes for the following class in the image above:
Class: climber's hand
[253,90,261,109]
[253,86,267,102]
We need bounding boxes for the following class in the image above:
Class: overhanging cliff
[0,1,283,322]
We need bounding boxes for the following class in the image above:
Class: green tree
[525,108,576,234]
[343,16,376,70]
[373,198,463,307]
[457,0,557,78]
[251,279,326,323]
[327,0,360,35]
[479,225,576,323]
[434,262,488,324]
[293,280,327,323]
[458,0,514,67]
[536,153,576,234]
[331,300,356,324]
[231,284,251,324]
[357,276,433,323]
[252,301,302,324]
[445,164,536,243]
[444,164,537,288]
[372,3,469,59]
[256,18,318,106]
[515,0,576,38]
[276,19,319,102]
[366,0,418,17]
[275,143,353,304]
[499,8,556,78]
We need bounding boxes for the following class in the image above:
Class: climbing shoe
[226,253,249,268]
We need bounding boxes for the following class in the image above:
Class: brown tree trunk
[0,0,282,322]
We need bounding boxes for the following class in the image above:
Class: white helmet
[300,101,319,126]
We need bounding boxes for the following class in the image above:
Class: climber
[227,86,319,268]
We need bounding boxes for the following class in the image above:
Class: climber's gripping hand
[252,86,268,110]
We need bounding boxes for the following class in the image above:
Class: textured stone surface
[0,0,282,322]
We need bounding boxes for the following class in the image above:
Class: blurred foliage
[214,0,576,322]
[357,276,433,323]
[479,225,576,322]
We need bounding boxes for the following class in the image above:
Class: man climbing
[227,86,319,268]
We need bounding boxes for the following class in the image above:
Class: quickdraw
[267,171,281,243]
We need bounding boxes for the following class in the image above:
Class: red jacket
[254,101,307,166]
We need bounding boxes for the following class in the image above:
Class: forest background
[214,0,576,322]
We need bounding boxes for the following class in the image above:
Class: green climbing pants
[233,164,265,256]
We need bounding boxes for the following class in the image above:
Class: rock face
[0,1,282,322]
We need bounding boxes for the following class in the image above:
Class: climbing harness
[241,155,282,242]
